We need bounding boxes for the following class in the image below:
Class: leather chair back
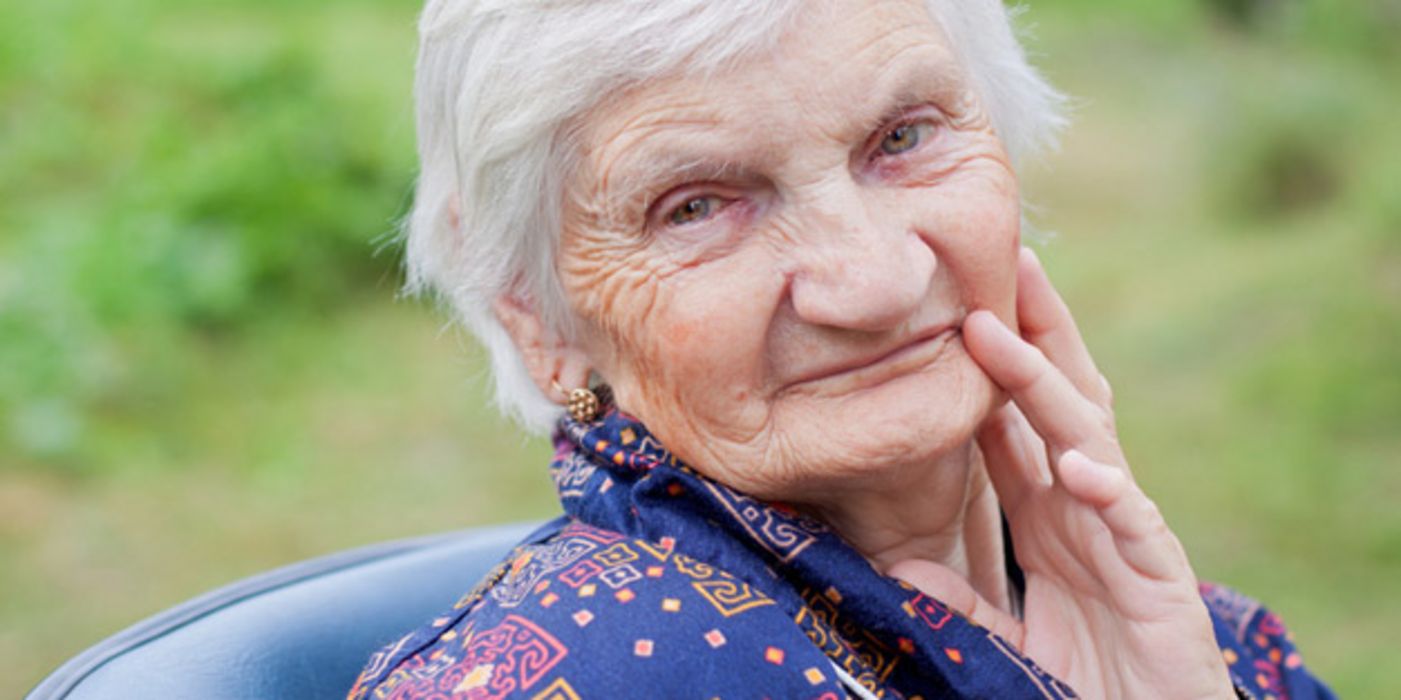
[26,521,542,700]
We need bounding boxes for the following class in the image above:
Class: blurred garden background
[2,0,1398,695]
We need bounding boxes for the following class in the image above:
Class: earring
[551,378,600,423]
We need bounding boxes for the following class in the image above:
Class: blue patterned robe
[349,408,1335,699]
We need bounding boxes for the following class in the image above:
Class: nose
[787,185,936,332]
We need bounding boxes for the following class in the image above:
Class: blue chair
[25,521,542,700]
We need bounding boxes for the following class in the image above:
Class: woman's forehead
[572,1,965,196]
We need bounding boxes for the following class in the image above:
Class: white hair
[406,0,1067,433]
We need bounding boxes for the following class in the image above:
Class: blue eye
[879,121,934,155]
[668,196,719,225]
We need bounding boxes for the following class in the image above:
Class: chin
[769,351,998,493]
[876,364,991,453]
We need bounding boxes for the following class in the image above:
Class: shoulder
[349,520,846,699]
[1199,582,1338,700]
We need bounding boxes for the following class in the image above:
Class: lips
[782,323,960,392]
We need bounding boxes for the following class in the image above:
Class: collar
[550,406,1073,699]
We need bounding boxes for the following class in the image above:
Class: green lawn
[3,1,1398,696]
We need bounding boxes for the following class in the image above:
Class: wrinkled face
[557,0,1020,501]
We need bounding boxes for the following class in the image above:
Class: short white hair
[406,0,1066,433]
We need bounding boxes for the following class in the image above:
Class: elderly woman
[349,1,1335,698]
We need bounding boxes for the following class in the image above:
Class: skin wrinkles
[586,41,969,233]
[524,0,1022,596]
[881,134,1007,190]
[495,2,1243,685]
[808,10,957,126]
[582,105,760,229]
[870,98,1004,192]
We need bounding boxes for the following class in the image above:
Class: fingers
[1056,449,1128,508]
[1058,450,1187,582]
[976,404,1050,516]
[965,310,1121,465]
[1016,248,1112,408]
[886,558,1024,645]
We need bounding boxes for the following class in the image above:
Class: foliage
[0,0,416,462]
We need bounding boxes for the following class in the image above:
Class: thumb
[886,558,1025,647]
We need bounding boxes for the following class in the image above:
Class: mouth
[781,324,961,396]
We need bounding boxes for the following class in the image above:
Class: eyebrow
[862,53,963,132]
[604,149,757,219]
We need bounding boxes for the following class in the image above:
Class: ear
[493,293,594,402]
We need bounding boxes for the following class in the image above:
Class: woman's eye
[878,121,935,156]
[667,196,720,226]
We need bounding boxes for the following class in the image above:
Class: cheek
[557,234,675,400]
[558,236,652,328]
[568,243,785,409]
[645,259,782,397]
[910,167,1021,316]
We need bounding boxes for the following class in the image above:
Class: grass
[1024,10,1401,695]
[0,299,561,691]
[3,0,1398,696]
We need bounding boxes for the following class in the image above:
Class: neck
[801,441,1010,613]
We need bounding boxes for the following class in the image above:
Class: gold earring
[552,379,600,423]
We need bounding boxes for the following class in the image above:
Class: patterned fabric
[349,407,1336,699]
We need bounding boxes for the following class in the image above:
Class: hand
[888,248,1235,699]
